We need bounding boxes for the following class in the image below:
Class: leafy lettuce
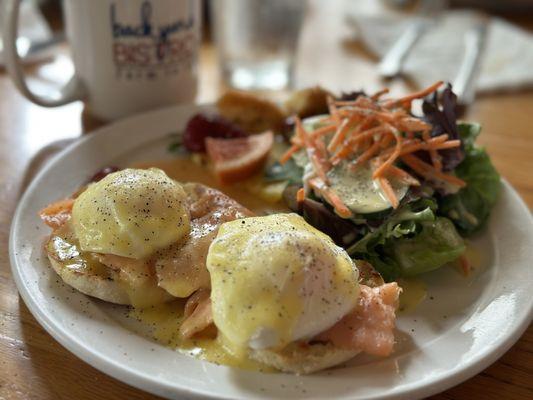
[274,88,499,280]
[438,123,501,235]
[347,198,465,281]
[264,158,303,185]
[391,217,466,277]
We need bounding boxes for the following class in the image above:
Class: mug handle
[3,0,85,107]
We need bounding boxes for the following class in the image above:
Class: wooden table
[1,2,532,399]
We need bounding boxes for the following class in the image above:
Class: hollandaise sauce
[397,244,481,313]
[72,168,190,259]
[133,157,288,215]
[207,214,360,354]
[128,302,273,371]
[448,243,483,275]
[48,222,173,308]
[397,278,427,314]
[48,222,112,278]
[50,221,271,370]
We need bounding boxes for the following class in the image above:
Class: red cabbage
[422,84,465,171]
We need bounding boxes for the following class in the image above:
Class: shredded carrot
[314,135,329,160]
[310,124,336,139]
[379,137,459,160]
[327,112,359,153]
[431,168,467,187]
[390,140,460,158]
[327,95,341,125]
[371,88,390,100]
[378,177,399,209]
[394,142,426,157]
[433,140,461,149]
[380,132,394,148]
[316,116,335,124]
[354,96,381,110]
[348,125,392,145]
[280,144,300,164]
[459,254,471,276]
[373,130,402,179]
[295,116,310,147]
[401,154,466,187]
[334,100,361,106]
[337,107,402,124]
[387,165,420,186]
[423,130,442,171]
[349,140,382,170]
[324,187,353,218]
[296,188,305,203]
[429,134,449,143]
[330,125,389,164]
[384,81,444,108]
[309,140,331,181]
[335,96,383,108]
[309,150,329,183]
[350,136,361,155]
[290,136,301,146]
[329,116,378,163]
[360,136,372,152]
[355,115,378,132]
[308,177,353,218]
[277,83,471,218]
[330,146,352,166]
[400,154,430,176]
[396,118,431,132]
[294,116,332,181]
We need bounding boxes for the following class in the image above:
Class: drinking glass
[212,0,306,91]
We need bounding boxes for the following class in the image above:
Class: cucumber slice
[327,162,409,214]
[292,115,330,168]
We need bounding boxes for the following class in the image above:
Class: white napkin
[0,1,53,65]
[348,10,533,94]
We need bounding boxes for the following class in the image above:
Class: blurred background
[10,0,533,105]
[1,0,531,175]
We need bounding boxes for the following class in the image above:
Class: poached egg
[206,213,360,354]
[72,168,190,259]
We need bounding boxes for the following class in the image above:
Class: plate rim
[9,103,533,400]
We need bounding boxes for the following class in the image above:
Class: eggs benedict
[40,168,252,307]
[205,213,400,373]
[40,168,399,373]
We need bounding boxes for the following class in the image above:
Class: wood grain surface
[1,1,532,399]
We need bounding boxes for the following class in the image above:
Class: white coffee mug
[3,0,201,121]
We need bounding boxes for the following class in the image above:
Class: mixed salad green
[266,85,500,281]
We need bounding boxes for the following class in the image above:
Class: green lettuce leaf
[457,122,481,150]
[347,198,465,280]
[391,217,466,277]
[347,198,450,281]
[347,198,436,254]
[363,253,402,283]
[439,123,500,235]
[264,158,303,185]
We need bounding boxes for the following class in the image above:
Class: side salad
[266,82,500,281]
[172,83,500,282]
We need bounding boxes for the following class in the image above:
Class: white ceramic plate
[10,104,533,400]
